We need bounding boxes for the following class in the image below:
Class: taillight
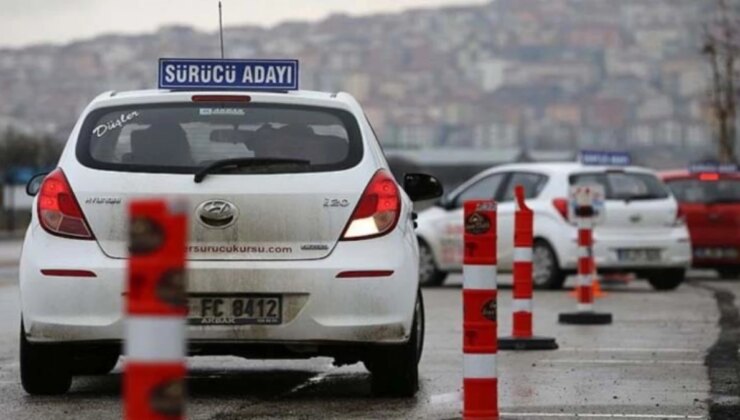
[191,94,251,103]
[341,170,400,240]
[552,198,569,221]
[673,206,686,227]
[37,169,94,239]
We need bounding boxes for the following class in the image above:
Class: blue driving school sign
[689,161,738,174]
[579,150,632,166]
[158,58,299,90]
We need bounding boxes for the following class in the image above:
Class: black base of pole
[498,335,559,350]
[558,311,613,325]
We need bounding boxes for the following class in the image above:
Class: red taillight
[699,173,719,181]
[552,198,569,221]
[37,169,94,239]
[674,205,686,227]
[341,170,400,240]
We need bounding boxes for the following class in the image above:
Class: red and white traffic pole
[125,200,188,420]
[499,186,558,350]
[462,200,498,419]
[558,191,612,325]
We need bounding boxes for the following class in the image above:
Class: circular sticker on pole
[149,378,185,417]
[481,299,497,322]
[465,212,491,235]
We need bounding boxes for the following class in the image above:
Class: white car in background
[416,162,691,290]
[19,87,441,396]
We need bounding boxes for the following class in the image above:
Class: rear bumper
[20,224,418,346]
[558,226,692,271]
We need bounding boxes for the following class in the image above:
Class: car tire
[533,239,567,290]
[646,269,685,290]
[418,239,448,287]
[365,290,424,398]
[717,268,740,280]
[20,321,72,395]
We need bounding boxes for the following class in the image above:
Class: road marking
[542,359,702,365]
[500,413,705,419]
[283,365,334,396]
[558,347,701,353]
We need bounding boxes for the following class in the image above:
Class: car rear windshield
[665,178,740,204]
[570,171,670,200]
[76,103,363,174]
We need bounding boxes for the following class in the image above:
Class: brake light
[192,95,251,103]
[699,173,719,181]
[673,206,686,227]
[552,198,569,221]
[341,170,400,240]
[37,169,94,239]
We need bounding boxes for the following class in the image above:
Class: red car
[661,169,740,279]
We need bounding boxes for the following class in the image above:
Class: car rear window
[76,103,363,174]
[570,171,669,200]
[665,178,740,204]
[500,172,548,202]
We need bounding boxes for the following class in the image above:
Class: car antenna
[218,1,225,58]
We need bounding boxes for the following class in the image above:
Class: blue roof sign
[579,150,631,166]
[158,58,299,90]
[689,162,738,173]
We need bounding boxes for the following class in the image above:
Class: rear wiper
[194,157,311,183]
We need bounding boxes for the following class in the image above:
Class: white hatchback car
[19,88,441,396]
[417,162,691,289]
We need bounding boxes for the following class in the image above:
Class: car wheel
[717,268,740,280]
[532,240,566,290]
[72,352,120,376]
[646,269,685,290]
[365,289,424,397]
[20,321,72,395]
[418,239,448,287]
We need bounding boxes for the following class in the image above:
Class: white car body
[19,89,427,395]
[417,162,692,287]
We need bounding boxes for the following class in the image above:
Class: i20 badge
[197,199,238,229]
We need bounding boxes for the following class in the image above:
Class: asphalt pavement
[0,239,737,419]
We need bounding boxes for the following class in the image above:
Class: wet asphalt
[0,254,737,419]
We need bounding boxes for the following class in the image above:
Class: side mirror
[26,173,48,197]
[403,173,443,202]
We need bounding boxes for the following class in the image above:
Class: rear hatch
[68,99,368,261]
[569,169,678,235]
[664,175,740,246]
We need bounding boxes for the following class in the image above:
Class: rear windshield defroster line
[76,103,364,175]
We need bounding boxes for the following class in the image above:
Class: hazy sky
[0,0,486,48]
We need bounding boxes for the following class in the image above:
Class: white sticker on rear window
[92,111,140,138]
[199,108,246,116]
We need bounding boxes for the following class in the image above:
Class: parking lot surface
[0,238,734,419]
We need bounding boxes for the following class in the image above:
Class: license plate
[694,247,739,259]
[188,295,282,326]
[617,249,661,262]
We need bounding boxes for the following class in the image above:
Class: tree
[0,129,63,170]
[702,0,739,164]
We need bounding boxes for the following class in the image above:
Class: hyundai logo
[197,200,238,228]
